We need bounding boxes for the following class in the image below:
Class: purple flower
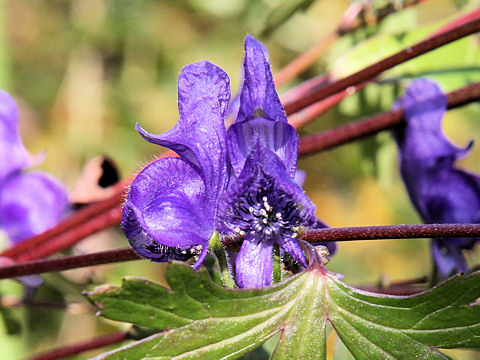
[394,79,480,277]
[0,91,69,244]
[122,35,333,288]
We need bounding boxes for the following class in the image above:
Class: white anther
[291,233,298,238]
[292,226,300,232]
[262,196,268,202]
[249,207,254,213]
[181,250,187,255]
[262,218,268,224]
[235,227,241,233]
[264,202,271,211]
[260,209,268,217]
[239,230,246,236]
[276,212,282,218]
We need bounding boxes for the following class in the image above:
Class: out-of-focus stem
[28,332,128,360]
[298,81,480,156]
[0,248,140,279]
[274,0,430,87]
[288,81,368,129]
[283,17,480,115]
[0,180,127,260]
[274,34,337,87]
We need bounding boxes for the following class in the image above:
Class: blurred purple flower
[395,79,480,277]
[0,91,69,245]
[122,35,333,288]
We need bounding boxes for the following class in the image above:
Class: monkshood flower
[0,91,69,244]
[122,35,334,288]
[394,79,479,277]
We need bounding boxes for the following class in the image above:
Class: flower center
[219,177,307,239]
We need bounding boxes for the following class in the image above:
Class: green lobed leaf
[86,261,480,359]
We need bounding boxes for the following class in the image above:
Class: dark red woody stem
[299,81,480,156]
[0,180,127,261]
[27,331,128,360]
[0,248,141,279]
[2,224,479,279]
[283,16,480,115]
[299,223,480,242]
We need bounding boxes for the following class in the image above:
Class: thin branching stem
[0,248,141,279]
[2,224,480,278]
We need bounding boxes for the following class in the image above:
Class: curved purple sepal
[136,61,230,207]
[0,91,29,184]
[0,171,68,244]
[121,157,212,261]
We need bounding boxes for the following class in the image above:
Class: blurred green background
[0,0,479,358]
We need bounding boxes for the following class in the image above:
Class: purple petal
[136,61,230,208]
[0,171,68,244]
[236,233,274,288]
[0,91,29,183]
[276,236,307,268]
[121,157,212,261]
[227,36,298,177]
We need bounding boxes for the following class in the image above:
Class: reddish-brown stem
[0,248,141,279]
[300,223,480,242]
[356,285,424,296]
[299,81,480,155]
[28,332,128,360]
[288,81,368,129]
[283,17,480,115]
[2,223,479,278]
[274,34,338,88]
